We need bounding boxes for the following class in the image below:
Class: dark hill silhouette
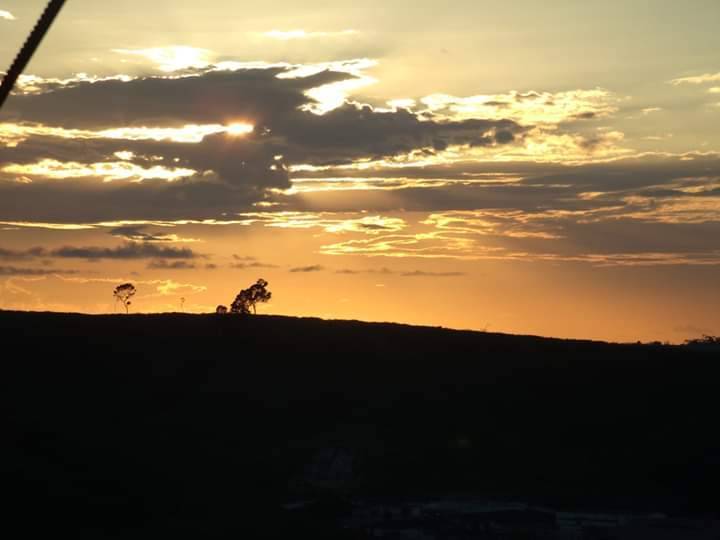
[1,310,718,538]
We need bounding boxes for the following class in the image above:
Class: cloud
[301,154,720,265]
[416,89,620,124]
[0,66,348,128]
[2,159,196,182]
[0,266,76,276]
[109,225,200,243]
[400,270,465,277]
[0,242,198,260]
[236,213,407,234]
[54,275,207,296]
[289,265,325,272]
[670,72,720,85]
[230,254,279,269]
[230,261,278,269]
[52,242,198,260]
[146,260,196,270]
[0,56,706,264]
[0,62,512,221]
[0,247,46,260]
[113,46,213,72]
[0,10,14,20]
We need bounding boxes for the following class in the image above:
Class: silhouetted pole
[0,0,67,110]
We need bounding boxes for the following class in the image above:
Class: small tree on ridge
[231,278,271,315]
[113,283,136,314]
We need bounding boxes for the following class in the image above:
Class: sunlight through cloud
[112,46,213,72]
[0,122,254,144]
[2,160,196,182]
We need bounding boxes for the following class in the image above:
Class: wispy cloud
[400,270,465,277]
[261,29,358,40]
[417,88,620,124]
[146,260,196,270]
[237,213,406,234]
[289,265,325,273]
[109,225,201,243]
[55,275,206,295]
[230,255,279,269]
[670,72,720,85]
[0,10,15,20]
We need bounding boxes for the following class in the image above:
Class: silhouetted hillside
[2,310,718,538]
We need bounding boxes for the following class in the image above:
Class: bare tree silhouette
[113,283,136,314]
[230,278,271,315]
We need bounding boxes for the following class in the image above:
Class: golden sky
[1,0,719,342]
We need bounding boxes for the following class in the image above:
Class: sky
[0,0,719,342]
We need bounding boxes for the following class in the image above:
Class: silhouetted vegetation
[113,282,136,313]
[684,334,720,350]
[215,304,228,314]
[230,278,271,314]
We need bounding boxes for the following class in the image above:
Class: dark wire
[0,0,67,110]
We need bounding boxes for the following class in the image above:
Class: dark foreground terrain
[2,310,719,538]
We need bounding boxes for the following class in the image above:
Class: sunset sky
[1,0,719,342]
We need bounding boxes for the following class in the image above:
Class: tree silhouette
[230,278,271,315]
[113,283,136,314]
[215,305,228,314]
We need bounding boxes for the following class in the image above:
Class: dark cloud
[572,111,597,120]
[52,243,198,260]
[109,225,179,243]
[0,266,77,276]
[0,247,46,260]
[0,175,281,222]
[0,243,198,260]
[275,103,524,165]
[1,61,718,271]
[0,65,526,221]
[289,265,325,273]
[147,260,197,270]
[1,68,345,128]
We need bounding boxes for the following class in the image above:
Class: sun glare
[226,123,255,136]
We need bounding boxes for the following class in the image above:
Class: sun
[226,123,254,136]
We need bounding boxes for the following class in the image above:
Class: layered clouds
[2,53,720,267]
[0,36,718,339]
